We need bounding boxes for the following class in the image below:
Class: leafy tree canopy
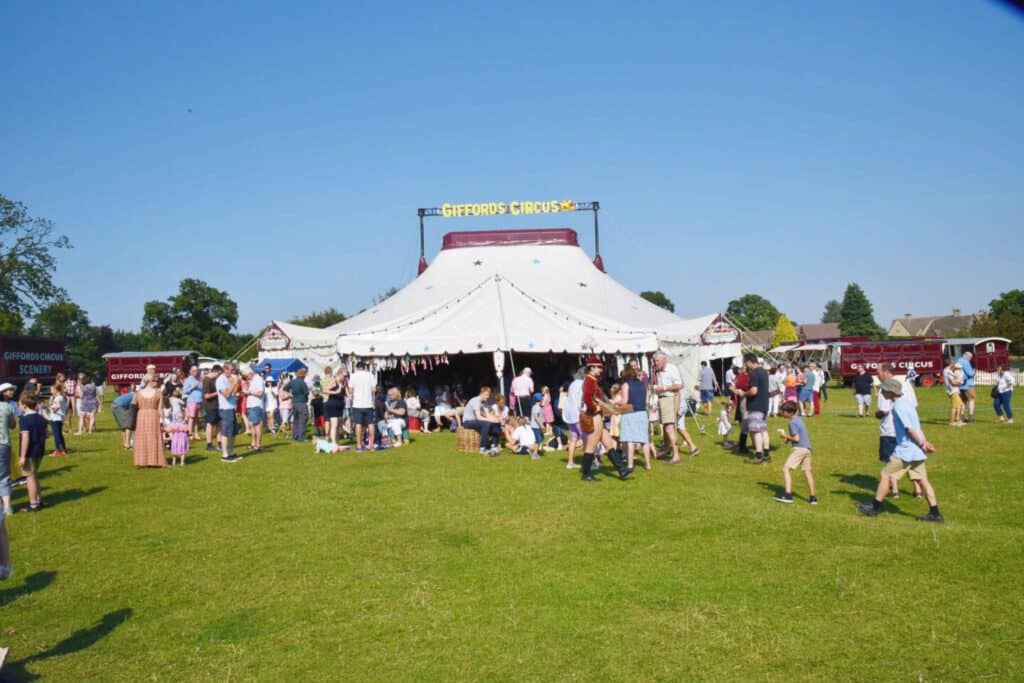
[640,291,675,312]
[0,193,71,317]
[290,307,347,329]
[726,294,781,331]
[28,298,103,374]
[989,289,1024,320]
[142,278,239,358]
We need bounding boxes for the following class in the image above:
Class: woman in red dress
[580,356,630,482]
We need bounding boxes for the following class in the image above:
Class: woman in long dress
[132,375,167,468]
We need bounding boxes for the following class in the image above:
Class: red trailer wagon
[838,339,945,385]
[943,337,1011,373]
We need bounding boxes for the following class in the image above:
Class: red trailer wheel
[921,375,936,388]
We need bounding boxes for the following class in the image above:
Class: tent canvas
[258,358,308,381]
[331,229,681,357]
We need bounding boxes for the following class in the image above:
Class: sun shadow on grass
[36,464,76,481]
[42,486,107,508]
[757,481,787,497]
[835,474,878,492]
[0,571,57,608]
[2,608,133,680]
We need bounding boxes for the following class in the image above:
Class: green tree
[970,312,1024,353]
[141,279,239,357]
[989,289,1024,319]
[640,291,675,312]
[0,193,72,317]
[821,299,842,324]
[112,328,149,351]
[28,299,102,373]
[774,314,799,344]
[0,310,24,334]
[290,307,347,328]
[726,294,781,331]
[838,283,883,337]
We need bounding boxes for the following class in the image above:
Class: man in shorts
[958,351,975,423]
[183,365,203,440]
[737,353,771,464]
[876,363,922,499]
[852,366,873,417]
[942,357,964,426]
[349,362,377,451]
[216,362,241,462]
[857,378,943,522]
[652,351,690,463]
[698,361,718,415]
[202,365,222,452]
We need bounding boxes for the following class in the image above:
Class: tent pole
[592,202,605,272]
[417,209,428,274]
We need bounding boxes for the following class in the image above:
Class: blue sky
[2,1,1021,334]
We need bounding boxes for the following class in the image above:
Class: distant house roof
[798,323,840,341]
[742,329,775,348]
[888,314,977,338]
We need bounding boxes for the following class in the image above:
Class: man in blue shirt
[698,361,718,415]
[857,379,943,522]
[958,351,975,423]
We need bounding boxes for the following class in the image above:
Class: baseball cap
[533,392,543,400]
[880,378,903,395]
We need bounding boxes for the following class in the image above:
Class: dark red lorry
[103,351,198,393]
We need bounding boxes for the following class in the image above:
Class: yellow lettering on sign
[441,203,453,218]
[437,200,578,217]
[510,201,520,215]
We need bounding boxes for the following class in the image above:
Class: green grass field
[1,386,1021,681]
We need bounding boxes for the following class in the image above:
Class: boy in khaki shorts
[773,401,817,504]
[857,379,943,522]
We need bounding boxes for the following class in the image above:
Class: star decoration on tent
[528,342,535,349]
[532,258,541,265]
[473,260,483,266]
[476,342,484,349]
[423,345,430,352]
[369,346,376,352]
[578,282,588,287]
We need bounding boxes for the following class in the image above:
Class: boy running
[773,401,817,505]
[857,379,943,522]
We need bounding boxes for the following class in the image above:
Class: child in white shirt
[511,417,540,459]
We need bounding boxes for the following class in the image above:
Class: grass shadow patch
[0,570,58,608]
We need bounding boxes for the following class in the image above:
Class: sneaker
[917,512,944,523]
[0,564,11,581]
[744,455,765,465]
[688,448,700,457]
[808,496,818,505]
[205,444,218,452]
[220,455,242,463]
[566,462,580,470]
[855,502,879,517]
[773,493,794,504]
[530,453,542,460]
[479,448,489,455]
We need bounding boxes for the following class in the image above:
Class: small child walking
[718,401,733,448]
[773,401,817,505]
[166,418,190,466]
[540,386,555,437]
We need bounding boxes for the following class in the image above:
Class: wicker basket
[456,427,481,452]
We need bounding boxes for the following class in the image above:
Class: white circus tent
[257,229,742,390]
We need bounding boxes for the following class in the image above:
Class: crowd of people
[0,347,1016,533]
